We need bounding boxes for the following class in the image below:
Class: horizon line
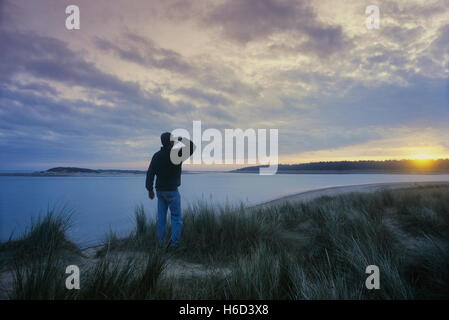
[2,158,449,173]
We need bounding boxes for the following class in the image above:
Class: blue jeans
[156,189,182,247]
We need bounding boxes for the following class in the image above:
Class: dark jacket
[145,138,195,192]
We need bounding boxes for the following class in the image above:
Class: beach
[254,181,449,209]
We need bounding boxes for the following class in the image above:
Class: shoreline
[2,170,449,177]
[252,181,449,210]
[77,181,449,250]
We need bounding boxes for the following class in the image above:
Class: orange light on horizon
[411,158,435,170]
[279,142,449,165]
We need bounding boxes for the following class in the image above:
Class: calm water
[1,173,449,247]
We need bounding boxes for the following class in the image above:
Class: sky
[0,0,448,171]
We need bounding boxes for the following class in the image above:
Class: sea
[1,172,449,247]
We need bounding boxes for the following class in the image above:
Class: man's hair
[161,132,172,147]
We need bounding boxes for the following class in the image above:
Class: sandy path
[252,181,449,210]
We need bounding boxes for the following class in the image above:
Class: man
[146,132,196,248]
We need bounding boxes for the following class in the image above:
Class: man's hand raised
[149,190,155,199]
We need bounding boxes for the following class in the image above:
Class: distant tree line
[44,167,145,174]
[234,159,449,173]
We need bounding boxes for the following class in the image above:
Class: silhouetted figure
[146,132,196,248]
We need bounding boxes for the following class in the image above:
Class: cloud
[307,75,449,129]
[175,87,231,106]
[0,0,20,27]
[384,0,449,21]
[0,29,194,115]
[427,24,449,57]
[94,34,194,74]
[202,0,351,56]
[15,82,60,96]
[0,27,202,168]
[0,83,184,168]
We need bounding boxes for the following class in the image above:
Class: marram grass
[1,185,448,299]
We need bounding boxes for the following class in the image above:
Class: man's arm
[145,155,157,199]
[176,137,196,162]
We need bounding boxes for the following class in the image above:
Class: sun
[410,155,436,170]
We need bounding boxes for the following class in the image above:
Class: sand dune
[253,181,449,210]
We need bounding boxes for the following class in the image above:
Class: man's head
[161,132,174,148]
